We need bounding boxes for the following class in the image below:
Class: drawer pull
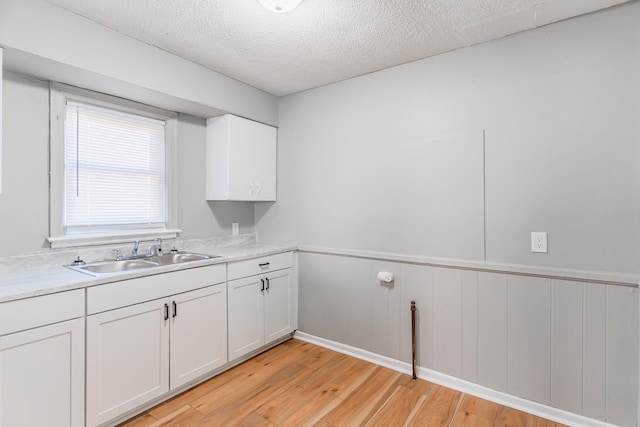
[261,278,265,292]
[172,301,177,318]
[164,303,169,321]
[265,277,270,291]
[259,262,270,267]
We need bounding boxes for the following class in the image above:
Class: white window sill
[47,229,182,249]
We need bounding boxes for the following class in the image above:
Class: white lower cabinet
[0,289,85,427]
[170,285,227,389]
[228,267,294,361]
[86,282,227,427]
[86,299,169,427]
[264,269,294,342]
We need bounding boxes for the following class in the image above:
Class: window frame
[48,83,179,249]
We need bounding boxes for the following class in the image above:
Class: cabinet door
[228,276,265,361]
[250,125,277,201]
[264,268,294,342]
[230,117,277,201]
[206,114,277,201]
[227,122,255,200]
[170,284,228,389]
[86,299,169,427]
[0,318,84,427]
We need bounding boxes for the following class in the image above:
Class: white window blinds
[64,101,167,235]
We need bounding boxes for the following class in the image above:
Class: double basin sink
[69,252,219,276]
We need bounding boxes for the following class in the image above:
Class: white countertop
[0,240,297,304]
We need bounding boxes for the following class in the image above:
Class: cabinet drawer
[0,289,85,336]
[88,264,225,315]
[228,252,293,281]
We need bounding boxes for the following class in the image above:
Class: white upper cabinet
[206,114,277,201]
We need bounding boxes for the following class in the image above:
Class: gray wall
[254,3,640,425]
[0,72,254,257]
[0,74,50,255]
[256,1,640,275]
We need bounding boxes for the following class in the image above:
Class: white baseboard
[294,331,617,427]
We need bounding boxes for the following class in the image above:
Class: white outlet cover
[531,232,548,253]
[232,223,239,235]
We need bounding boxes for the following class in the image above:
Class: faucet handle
[112,249,122,261]
[132,240,140,255]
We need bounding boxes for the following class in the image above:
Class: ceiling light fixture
[257,0,304,13]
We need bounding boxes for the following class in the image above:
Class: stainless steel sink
[145,252,214,265]
[70,259,159,275]
[67,251,218,276]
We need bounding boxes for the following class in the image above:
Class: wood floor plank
[493,406,536,427]
[189,342,320,416]
[534,418,557,427]
[320,367,405,426]
[238,413,277,427]
[118,340,567,427]
[326,359,378,399]
[278,392,343,427]
[256,353,358,424]
[403,376,437,396]
[450,412,494,427]
[149,406,205,427]
[148,340,305,420]
[457,395,501,421]
[405,384,462,426]
[298,343,342,370]
[192,361,312,420]
[365,385,425,426]
[119,412,158,427]
[193,363,315,426]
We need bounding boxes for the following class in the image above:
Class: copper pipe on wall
[411,300,417,380]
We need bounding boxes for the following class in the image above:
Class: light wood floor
[120,339,565,427]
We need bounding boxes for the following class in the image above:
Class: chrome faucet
[146,237,163,257]
[131,240,140,257]
[154,237,163,256]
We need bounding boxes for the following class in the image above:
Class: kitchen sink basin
[67,252,218,276]
[145,252,214,265]
[70,259,159,275]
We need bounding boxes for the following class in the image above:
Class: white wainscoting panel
[477,272,508,392]
[507,275,551,404]
[341,255,372,351]
[297,251,639,426]
[606,285,639,427]
[370,260,402,360]
[432,267,463,378]
[583,282,607,421]
[462,270,479,383]
[550,279,583,415]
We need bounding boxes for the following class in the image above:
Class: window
[48,84,179,248]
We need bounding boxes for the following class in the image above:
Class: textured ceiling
[43,0,628,97]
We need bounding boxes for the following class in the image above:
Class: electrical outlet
[232,223,239,236]
[531,232,548,253]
